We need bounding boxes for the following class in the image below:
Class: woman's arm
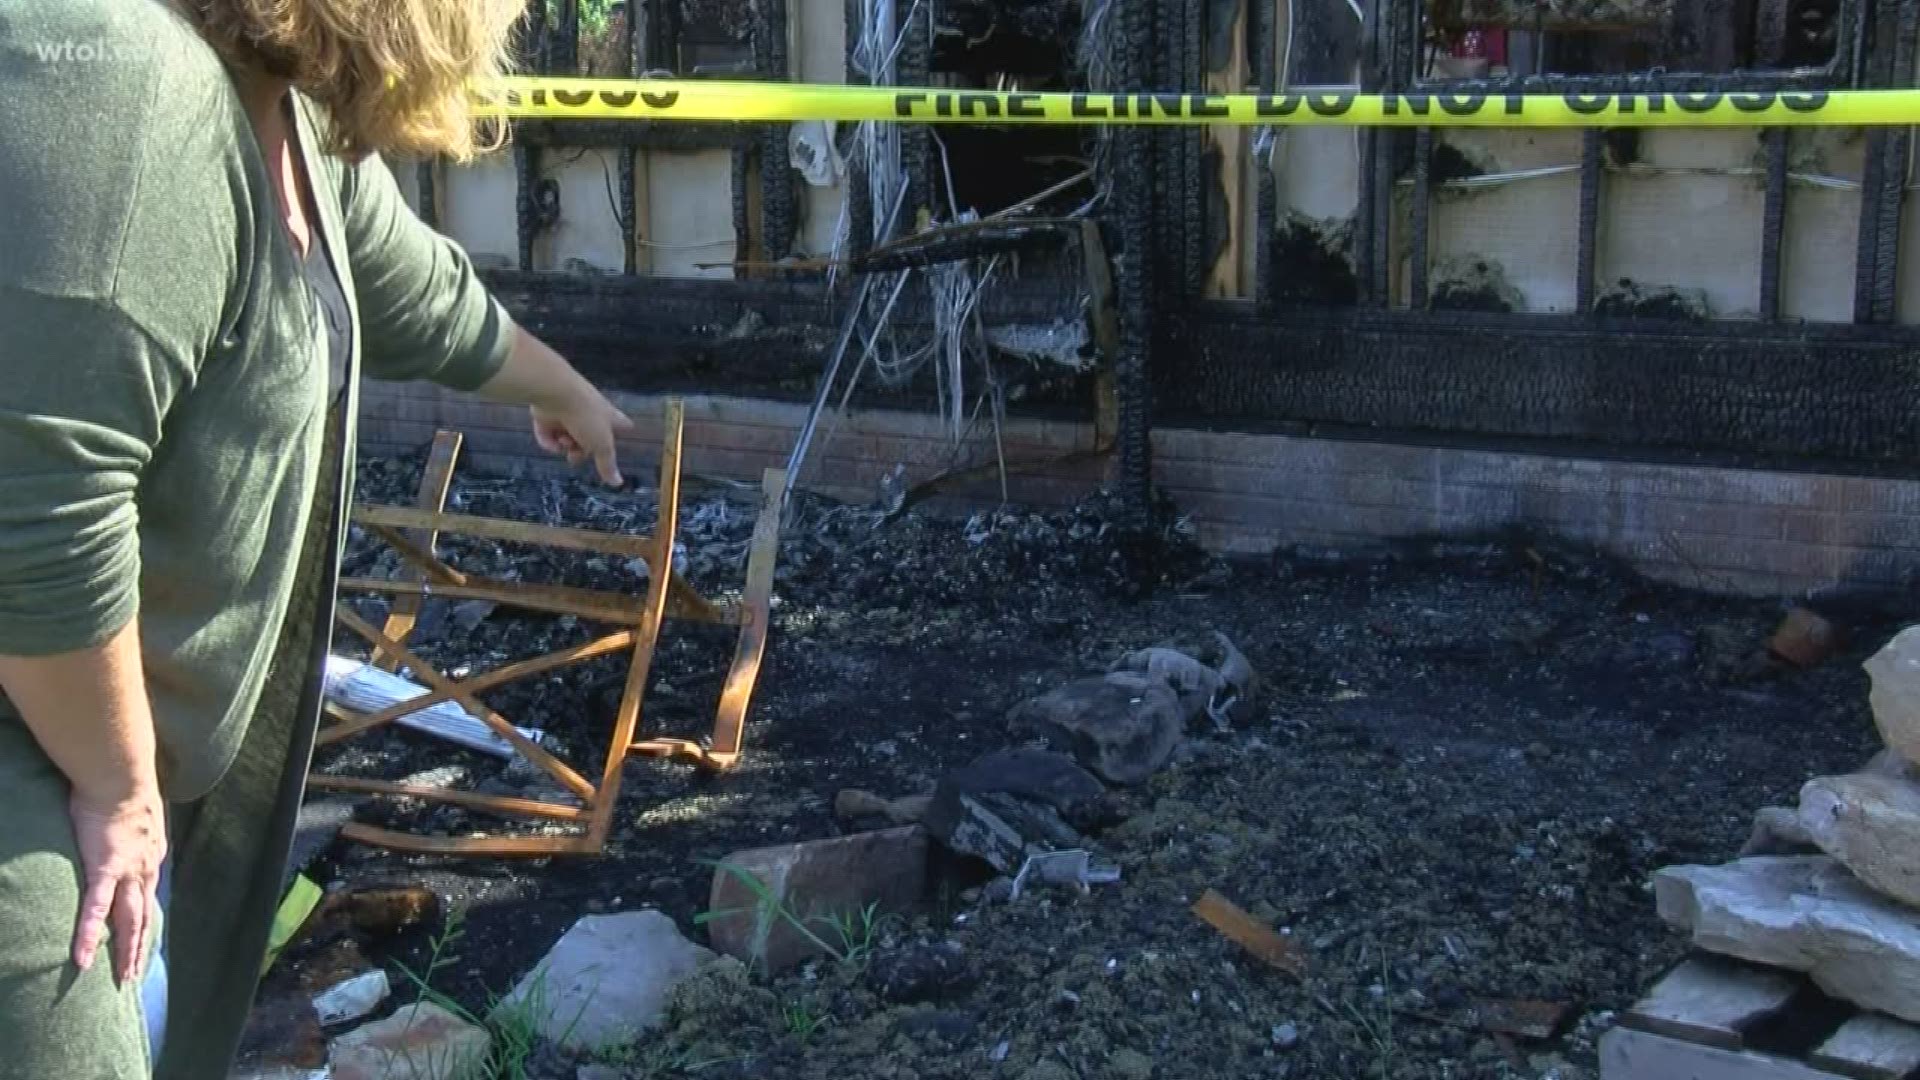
[331,133,632,482]
[0,294,198,991]
[474,326,635,486]
[0,625,164,986]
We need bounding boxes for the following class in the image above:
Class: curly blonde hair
[187,0,525,162]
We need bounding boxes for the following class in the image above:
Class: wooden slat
[343,575,644,625]
[1622,957,1802,1050]
[316,631,639,746]
[588,398,684,847]
[374,431,462,670]
[705,467,783,765]
[308,776,591,822]
[1600,1026,1839,1080]
[336,822,597,858]
[1191,888,1308,976]
[354,505,659,559]
[336,608,600,802]
[1811,1015,1920,1080]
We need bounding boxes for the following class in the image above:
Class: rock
[705,826,928,973]
[495,910,715,1050]
[1272,1022,1301,1050]
[232,992,327,1074]
[1108,1048,1157,1079]
[1009,672,1184,785]
[312,969,390,1026]
[577,1068,625,1080]
[896,1008,977,1046]
[833,788,933,826]
[1868,627,1920,766]
[1769,608,1839,668]
[924,790,1083,874]
[924,749,1117,872]
[1109,647,1223,721]
[868,940,975,1003]
[450,599,497,634]
[1653,855,1920,1022]
[1868,748,1920,780]
[1208,632,1259,724]
[329,1001,492,1080]
[1800,772,1920,907]
[1696,624,1771,686]
[938,749,1112,825]
[1739,806,1818,858]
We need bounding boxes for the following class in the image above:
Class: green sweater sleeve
[339,150,516,391]
[0,5,222,659]
[0,295,197,657]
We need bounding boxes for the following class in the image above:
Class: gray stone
[923,750,1117,872]
[1109,647,1223,721]
[495,910,715,1050]
[1800,772,1920,907]
[1009,672,1184,785]
[1653,855,1920,1022]
[1867,627,1920,767]
[330,1001,492,1080]
[1739,806,1818,858]
[1868,748,1920,782]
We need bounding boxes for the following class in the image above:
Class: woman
[0,1,634,1075]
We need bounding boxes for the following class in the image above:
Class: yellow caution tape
[473,76,1920,127]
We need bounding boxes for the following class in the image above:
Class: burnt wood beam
[1155,306,1920,470]
[1852,0,1915,323]
[1252,0,1276,310]
[1576,129,1601,313]
[1760,128,1788,321]
[1411,127,1431,308]
[619,0,641,275]
[1113,0,1156,514]
[753,0,796,265]
[899,0,933,225]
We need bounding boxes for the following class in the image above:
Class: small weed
[783,1000,833,1041]
[1314,955,1398,1080]
[392,904,595,1080]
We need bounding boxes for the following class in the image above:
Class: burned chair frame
[313,399,788,857]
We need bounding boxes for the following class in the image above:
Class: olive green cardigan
[0,2,515,1075]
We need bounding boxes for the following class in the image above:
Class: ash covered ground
[287,446,1898,1080]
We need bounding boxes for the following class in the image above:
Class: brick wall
[361,382,1920,598]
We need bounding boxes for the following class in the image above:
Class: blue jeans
[139,859,170,1069]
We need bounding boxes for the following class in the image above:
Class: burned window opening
[925,0,1092,248]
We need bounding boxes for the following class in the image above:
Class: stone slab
[1653,856,1920,1023]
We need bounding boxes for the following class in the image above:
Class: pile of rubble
[245,631,1263,1080]
[1654,625,1920,1022]
[707,630,1262,974]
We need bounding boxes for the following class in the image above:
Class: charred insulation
[1270,217,1360,305]
[1430,259,1522,313]
[1595,279,1713,320]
